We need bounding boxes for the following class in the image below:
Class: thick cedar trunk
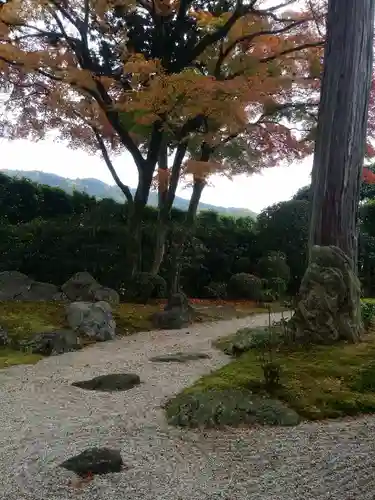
[309,0,374,262]
[293,0,375,344]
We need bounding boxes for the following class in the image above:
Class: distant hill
[1,169,257,219]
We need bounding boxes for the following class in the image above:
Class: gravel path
[1,311,375,500]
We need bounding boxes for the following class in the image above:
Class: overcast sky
[1,138,312,213]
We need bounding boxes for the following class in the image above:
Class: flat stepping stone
[60,447,124,477]
[150,352,211,363]
[71,373,140,392]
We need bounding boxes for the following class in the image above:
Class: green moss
[0,302,66,343]
[114,303,159,334]
[0,348,42,369]
[169,325,375,423]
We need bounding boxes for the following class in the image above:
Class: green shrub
[350,362,375,392]
[203,281,227,299]
[120,272,166,303]
[165,388,300,428]
[227,273,263,300]
[361,300,375,329]
[257,252,290,299]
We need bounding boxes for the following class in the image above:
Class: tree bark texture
[292,0,375,344]
[309,0,374,261]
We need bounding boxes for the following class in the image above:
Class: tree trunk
[292,0,375,344]
[167,178,206,297]
[150,142,188,276]
[127,164,155,277]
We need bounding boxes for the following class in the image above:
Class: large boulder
[17,281,60,301]
[66,301,116,341]
[151,293,193,330]
[20,329,81,356]
[151,308,191,330]
[0,271,32,300]
[61,272,119,305]
[0,271,60,301]
[291,245,362,344]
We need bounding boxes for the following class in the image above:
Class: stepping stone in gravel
[60,447,124,477]
[150,352,211,363]
[71,373,141,392]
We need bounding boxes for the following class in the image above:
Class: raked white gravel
[1,311,375,500]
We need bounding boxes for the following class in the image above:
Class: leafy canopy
[0,0,326,188]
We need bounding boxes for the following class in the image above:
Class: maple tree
[0,0,325,279]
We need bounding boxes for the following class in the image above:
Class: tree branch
[174,0,246,71]
[92,127,134,205]
[226,40,324,79]
[215,18,309,78]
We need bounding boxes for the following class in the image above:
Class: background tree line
[1,169,375,300]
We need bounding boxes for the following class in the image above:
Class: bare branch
[92,127,134,205]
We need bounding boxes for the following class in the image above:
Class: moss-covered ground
[0,300,279,369]
[166,307,375,427]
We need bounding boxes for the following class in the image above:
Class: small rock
[150,352,211,363]
[60,447,124,477]
[151,307,191,330]
[20,329,81,356]
[71,373,141,392]
[165,292,189,311]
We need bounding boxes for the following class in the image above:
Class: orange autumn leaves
[0,0,323,187]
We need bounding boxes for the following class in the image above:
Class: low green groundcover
[166,309,375,427]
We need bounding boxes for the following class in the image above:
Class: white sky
[0,138,312,213]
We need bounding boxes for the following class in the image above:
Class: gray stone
[151,307,191,330]
[150,352,211,363]
[165,292,189,311]
[291,245,362,344]
[61,272,98,301]
[72,373,140,392]
[0,271,60,301]
[60,447,124,477]
[20,329,81,356]
[90,286,120,306]
[66,301,116,341]
[16,281,60,301]
[0,271,33,300]
[61,272,119,305]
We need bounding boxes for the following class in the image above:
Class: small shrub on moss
[120,272,166,303]
[257,252,290,299]
[165,388,300,428]
[227,273,263,301]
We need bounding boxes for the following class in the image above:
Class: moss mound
[167,322,375,425]
[165,388,300,428]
